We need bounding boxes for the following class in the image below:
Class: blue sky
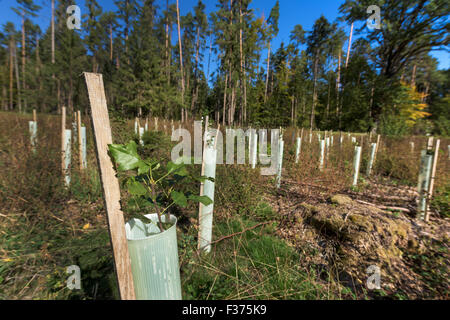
[1,0,449,75]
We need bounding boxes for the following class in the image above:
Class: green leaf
[188,195,213,206]
[167,161,188,176]
[137,162,151,175]
[108,141,142,171]
[127,179,147,196]
[171,191,188,208]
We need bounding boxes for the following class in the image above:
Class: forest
[0,0,449,303]
[0,0,448,135]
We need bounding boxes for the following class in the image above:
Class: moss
[299,203,320,215]
[349,214,374,232]
[330,194,353,206]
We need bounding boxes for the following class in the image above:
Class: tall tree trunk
[336,50,341,118]
[326,77,331,120]
[369,83,375,119]
[310,53,319,129]
[243,58,247,123]
[165,0,169,80]
[264,42,271,103]
[21,13,26,107]
[176,0,185,121]
[110,24,113,61]
[291,96,294,126]
[13,42,22,113]
[345,22,353,68]
[191,28,200,115]
[51,0,55,64]
[411,64,417,87]
[36,35,41,112]
[222,73,228,126]
[239,1,246,125]
[9,38,13,110]
[207,31,212,82]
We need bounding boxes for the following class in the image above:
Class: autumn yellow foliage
[397,81,431,126]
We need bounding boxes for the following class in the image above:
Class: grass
[181,216,336,300]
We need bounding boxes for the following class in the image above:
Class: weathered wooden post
[425,139,440,222]
[352,146,362,186]
[410,141,415,153]
[33,109,37,122]
[366,142,377,176]
[84,72,136,300]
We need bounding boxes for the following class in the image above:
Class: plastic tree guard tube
[29,121,37,151]
[417,154,432,220]
[366,143,377,176]
[81,126,87,169]
[295,137,302,164]
[319,139,325,171]
[276,137,284,188]
[64,129,71,186]
[125,214,182,300]
[352,146,362,186]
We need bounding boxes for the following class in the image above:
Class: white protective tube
[198,132,217,253]
[295,137,302,164]
[276,137,284,189]
[64,129,71,187]
[417,153,432,220]
[251,131,258,169]
[139,127,145,146]
[29,121,37,152]
[366,142,377,176]
[81,126,87,169]
[319,139,325,171]
[352,146,362,186]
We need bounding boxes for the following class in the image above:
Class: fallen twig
[355,199,411,213]
[210,222,270,245]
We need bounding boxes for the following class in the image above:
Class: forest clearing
[0,106,448,300]
[0,0,449,302]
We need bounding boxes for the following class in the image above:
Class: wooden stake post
[84,73,135,300]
